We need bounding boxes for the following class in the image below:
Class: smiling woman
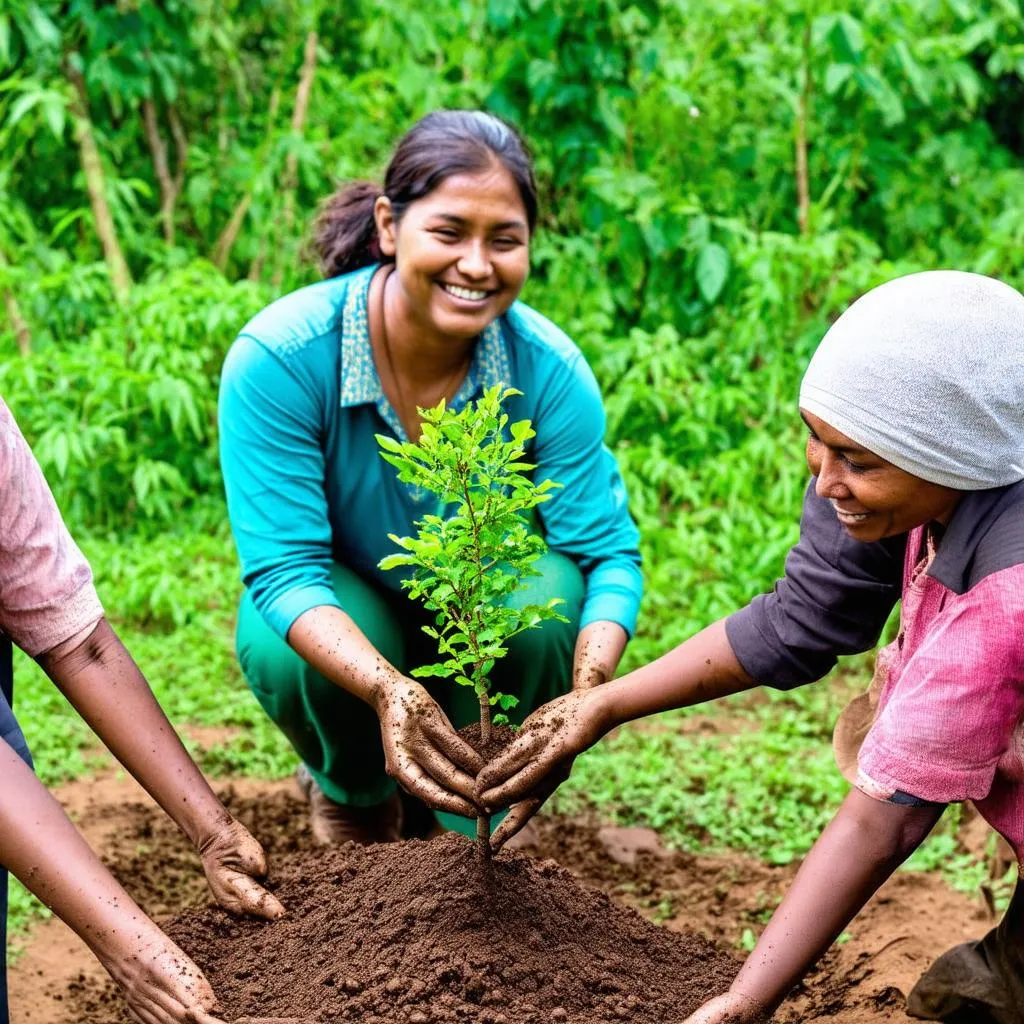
[218,110,642,848]
[474,270,1024,1021]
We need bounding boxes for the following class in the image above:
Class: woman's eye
[493,236,522,250]
[432,228,459,240]
[842,454,868,472]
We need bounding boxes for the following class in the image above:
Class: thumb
[219,871,286,920]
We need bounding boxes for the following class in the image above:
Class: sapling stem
[478,688,492,745]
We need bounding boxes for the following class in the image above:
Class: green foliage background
[2,0,1022,936]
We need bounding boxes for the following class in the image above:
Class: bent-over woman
[478,270,1024,1023]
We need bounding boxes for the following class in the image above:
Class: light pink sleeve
[857,569,1024,804]
[0,397,104,657]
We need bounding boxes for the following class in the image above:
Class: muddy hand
[106,938,225,1024]
[199,817,285,921]
[682,993,769,1024]
[377,677,485,816]
[476,688,604,851]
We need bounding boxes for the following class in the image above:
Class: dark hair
[313,110,538,279]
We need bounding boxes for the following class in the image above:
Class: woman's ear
[374,196,397,258]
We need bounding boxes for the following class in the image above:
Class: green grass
[7,523,1001,944]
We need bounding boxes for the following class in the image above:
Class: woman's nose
[457,243,491,279]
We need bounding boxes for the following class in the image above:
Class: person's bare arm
[287,604,485,815]
[38,618,284,920]
[479,618,754,846]
[684,789,945,1023]
[572,620,628,690]
[0,739,225,1024]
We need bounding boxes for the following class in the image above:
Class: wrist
[584,683,620,741]
[182,798,234,851]
[369,671,411,714]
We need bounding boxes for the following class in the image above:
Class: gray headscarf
[799,270,1024,491]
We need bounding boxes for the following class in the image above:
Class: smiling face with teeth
[373,162,531,346]
[801,410,962,542]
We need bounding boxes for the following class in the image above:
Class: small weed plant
[377,385,567,857]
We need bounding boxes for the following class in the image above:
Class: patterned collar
[339,265,510,440]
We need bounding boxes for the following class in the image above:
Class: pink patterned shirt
[0,397,103,657]
[857,522,1024,859]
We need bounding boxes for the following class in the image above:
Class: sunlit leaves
[695,242,730,305]
[378,387,568,707]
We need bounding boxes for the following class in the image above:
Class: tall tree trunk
[272,29,319,292]
[0,251,31,356]
[213,193,252,271]
[212,87,281,273]
[795,19,812,236]
[67,63,133,304]
[142,100,187,246]
[142,98,175,245]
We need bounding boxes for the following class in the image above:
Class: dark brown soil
[14,775,991,1024]
[76,831,738,1023]
[459,721,517,763]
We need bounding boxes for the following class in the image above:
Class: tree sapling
[377,385,568,859]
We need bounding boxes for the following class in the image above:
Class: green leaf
[824,63,854,96]
[695,243,730,304]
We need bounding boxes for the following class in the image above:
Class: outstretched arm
[479,618,754,846]
[288,605,485,815]
[685,789,944,1023]
[0,738,225,1024]
[38,619,285,921]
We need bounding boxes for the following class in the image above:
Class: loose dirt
[9,775,992,1023]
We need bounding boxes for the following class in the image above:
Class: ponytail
[312,180,388,278]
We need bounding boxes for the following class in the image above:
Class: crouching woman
[478,270,1024,1023]
[218,110,642,844]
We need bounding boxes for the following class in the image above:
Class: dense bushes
[1,0,1022,644]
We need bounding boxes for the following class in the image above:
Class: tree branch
[66,61,133,304]
[795,18,812,236]
[272,29,319,291]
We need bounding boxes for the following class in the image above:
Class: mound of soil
[23,780,986,1024]
[81,832,738,1023]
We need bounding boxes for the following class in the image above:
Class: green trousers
[237,551,583,836]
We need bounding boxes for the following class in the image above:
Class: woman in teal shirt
[219,110,641,843]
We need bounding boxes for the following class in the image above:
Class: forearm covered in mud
[727,789,944,1015]
[38,618,232,848]
[590,618,756,734]
[287,604,405,711]
[572,619,628,690]
[0,738,169,960]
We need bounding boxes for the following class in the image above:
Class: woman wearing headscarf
[0,396,284,1024]
[219,110,641,845]
[477,270,1024,1023]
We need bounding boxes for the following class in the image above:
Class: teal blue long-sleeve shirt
[219,265,643,641]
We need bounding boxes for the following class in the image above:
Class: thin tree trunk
[169,105,188,197]
[248,234,268,281]
[795,19,812,236]
[212,87,281,273]
[142,98,176,245]
[477,689,492,861]
[3,290,31,356]
[0,251,31,355]
[67,63,133,304]
[213,193,252,271]
[272,29,319,292]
